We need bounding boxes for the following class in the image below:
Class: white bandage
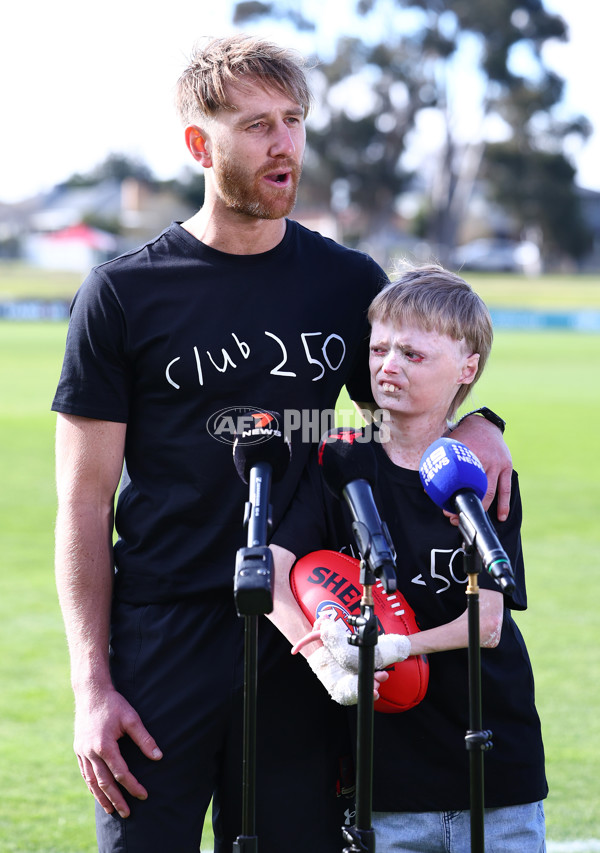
[319,616,411,672]
[306,646,359,706]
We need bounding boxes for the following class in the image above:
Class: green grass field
[1,268,599,851]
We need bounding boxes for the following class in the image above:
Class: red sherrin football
[290,550,429,713]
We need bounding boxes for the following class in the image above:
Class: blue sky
[1,0,596,204]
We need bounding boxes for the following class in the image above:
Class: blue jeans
[373,801,546,853]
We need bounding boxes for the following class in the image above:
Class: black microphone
[318,428,397,593]
[232,410,291,615]
[419,438,516,594]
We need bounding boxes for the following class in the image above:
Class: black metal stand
[340,512,396,853]
[232,465,276,853]
[340,560,378,853]
[232,611,260,853]
[464,546,493,853]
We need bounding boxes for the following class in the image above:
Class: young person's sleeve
[270,452,330,559]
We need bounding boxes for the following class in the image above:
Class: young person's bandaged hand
[305,644,388,706]
[316,616,411,672]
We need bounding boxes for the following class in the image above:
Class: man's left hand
[450,415,512,521]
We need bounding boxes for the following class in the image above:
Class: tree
[297,35,433,240]
[484,143,593,261]
[234,0,591,265]
[60,153,155,188]
[481,62,593,259]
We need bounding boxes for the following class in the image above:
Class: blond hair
[175,34,312,125]
[368,264,493,419]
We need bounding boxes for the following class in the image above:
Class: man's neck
[182,205,287,255]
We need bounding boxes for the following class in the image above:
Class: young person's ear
[185,126,212,167]
[460,352,480,386]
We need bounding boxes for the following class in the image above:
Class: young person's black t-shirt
[52,220,387,603]
[272,437,548,812]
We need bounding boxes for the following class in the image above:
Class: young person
[52,35,512,853]
[270,266,547,852]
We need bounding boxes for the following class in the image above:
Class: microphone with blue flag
[419,438,516,595]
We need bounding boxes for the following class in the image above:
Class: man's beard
[214,151,302,220]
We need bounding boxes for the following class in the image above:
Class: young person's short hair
[175,33,312,125]
[368,264,493,418]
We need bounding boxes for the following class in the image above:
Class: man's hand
[450,415,512,520]
[74,685,162,818]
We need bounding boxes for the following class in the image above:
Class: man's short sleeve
[52,270,131,422]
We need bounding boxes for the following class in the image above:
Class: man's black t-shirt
[52,220,387,602]
[272,437,548,812]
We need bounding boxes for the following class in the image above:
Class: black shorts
[95,593,354,852]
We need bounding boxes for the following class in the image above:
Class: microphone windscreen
[419,437,487,512]
[318,428,376,499]
[232,411,291,484]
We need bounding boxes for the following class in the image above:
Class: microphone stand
[232,463,275,853]
[342,558,378,853]
[463,545,493,853]
[342,527,397,853]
